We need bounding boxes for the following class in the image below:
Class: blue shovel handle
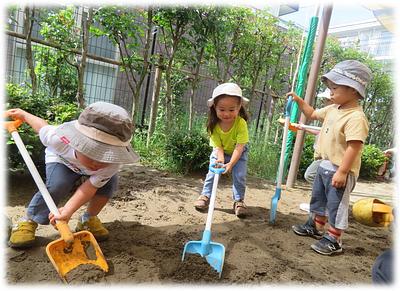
[285,95,293,117]
[209,163,225,174]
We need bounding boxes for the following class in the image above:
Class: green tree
[153,7,194,127]
[35,6,80,102]
[92,6,154,122]
[207,7,253,82]
[183,6,218,131]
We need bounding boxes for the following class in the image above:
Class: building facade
[328,19,395,72]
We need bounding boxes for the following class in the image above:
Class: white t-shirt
[39,125,120,188]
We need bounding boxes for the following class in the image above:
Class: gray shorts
[304,159,322,184]
[27,162,118,225]
[310,161,356,230]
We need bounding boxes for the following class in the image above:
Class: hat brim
[207,96,250,107]
[55,121,140,164]
[322,71,366,99]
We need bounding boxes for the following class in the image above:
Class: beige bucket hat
[322,60,372,99]
[55,102,140,164]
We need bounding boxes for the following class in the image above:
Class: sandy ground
[4,164,394,285]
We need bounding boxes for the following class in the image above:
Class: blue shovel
[182,163,226,277]
[270,96,293,224]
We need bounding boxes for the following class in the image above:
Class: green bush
[164,129,211,174]
[247,141,280,181]
[6,84,49,171]
[6,83,51,117]
[132,129,170,170]
[49,103,81,124]
[5,83,81,171]
[360,144,386,179]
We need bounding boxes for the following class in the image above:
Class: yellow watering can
[352,198,394,227]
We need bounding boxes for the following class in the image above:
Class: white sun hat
[207,83,249,107]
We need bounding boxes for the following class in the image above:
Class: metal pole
[286,4,333,188]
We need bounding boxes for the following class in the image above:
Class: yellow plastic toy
[352,198,394,227]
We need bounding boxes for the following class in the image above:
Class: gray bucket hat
[207,83,249,107]
[322,60,372,99]
[55,102,140,164]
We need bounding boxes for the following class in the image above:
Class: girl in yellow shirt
[194,83,250,218]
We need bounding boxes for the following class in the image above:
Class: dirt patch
[65,264,106,284]
[5,164,394,285]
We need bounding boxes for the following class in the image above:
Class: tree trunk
[260,45,285,142]
[248,67,261,116]
[188,46,205,132]
[248,45,270,112]
[164,37,179,127]
[165,67,173,126]
[147,57,163,147]
[264,96,276,145]
[274,123,280,145]
[23,7,37,95]
[222,25,240,82]
[129,8,153,124]
[75,8,92,108]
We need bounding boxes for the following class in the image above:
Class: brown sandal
[234,201,248,218]
[194,195,210,210]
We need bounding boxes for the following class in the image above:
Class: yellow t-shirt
[210,116,249,155]
[314,104,369,177]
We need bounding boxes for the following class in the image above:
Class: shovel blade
[46,230,108,281]
[182,240,225,276]
[270,188,281,224]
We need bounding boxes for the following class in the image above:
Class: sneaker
[234,200,248,218]
[194,195,210,210]
[311,234,343,255]
[75,216,109,241]
[292,217,323,239]
[8,220,38,248]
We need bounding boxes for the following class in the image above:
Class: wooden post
[286,4,333,188]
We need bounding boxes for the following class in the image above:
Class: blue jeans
[310,165,356,229]
[27,162,118,225]
[201,147,248,201]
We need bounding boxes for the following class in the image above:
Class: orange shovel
[5,119,108,282]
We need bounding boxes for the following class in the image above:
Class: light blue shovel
[182,163,225,278]
[270,96,293,224]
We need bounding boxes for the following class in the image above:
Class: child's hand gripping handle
[4,118,74,245]
[209,163,225,175]
[4,119,23,133]
[55,221,74,245]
